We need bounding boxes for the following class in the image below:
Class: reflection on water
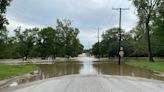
[2,56,164,88]
[38,63,82,79]
[36,61,164,81]
[79,57,97,74]
[80,61,97,74]
[36,56,164,81]
[93,62,164,80]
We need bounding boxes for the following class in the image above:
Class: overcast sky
[6,0,138,49]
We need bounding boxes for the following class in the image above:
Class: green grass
[0,64,38,80]
[126,60,164,72]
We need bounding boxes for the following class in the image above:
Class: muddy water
[2,56,164,88]
[35,56,164,81]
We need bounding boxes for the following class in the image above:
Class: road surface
[1,74,164,92]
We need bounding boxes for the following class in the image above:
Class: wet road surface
[2,75,164,92]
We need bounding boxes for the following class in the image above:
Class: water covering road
[1,54,164,88]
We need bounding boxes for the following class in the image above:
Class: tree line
[1,0,164,61]
[0,0,83,60]
[0,19,84,59]
[92,27,164,57]
[92,0,164,61]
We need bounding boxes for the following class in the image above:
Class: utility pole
[88,41,91,57]
[112,8,129,65]
[98,27,100,61]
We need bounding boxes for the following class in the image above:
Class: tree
[0,0,12,29]
[0,18,84,59]
[132,0,164,61]
[151,5,164,56]
[92,42,100,57]
[92,28,121,58]
[56,19,83,59]
[2,37,21,59]
[37,19,83,59]
[38,27,59,58]
[14,27,39,60]
[92,27,149,58]
[102,28,122,57]
[0,26,8,58]
[0,0,12,58]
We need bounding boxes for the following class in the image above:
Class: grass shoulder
[0,64,38,80]
[126,60,164,72]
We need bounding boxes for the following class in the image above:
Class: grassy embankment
[126,60,164,72]
[0,64,38,80]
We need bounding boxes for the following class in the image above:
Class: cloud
[6,0,138,49]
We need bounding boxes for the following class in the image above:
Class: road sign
[119,51,124,58]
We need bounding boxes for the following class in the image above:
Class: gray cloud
[6,0,138,49]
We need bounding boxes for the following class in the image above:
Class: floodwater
[35,56,164,80]
[1,56,164,88]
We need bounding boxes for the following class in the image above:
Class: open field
[0,64,38,80]
[126,60,164,72]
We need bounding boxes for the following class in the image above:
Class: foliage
[0,26,8,58]
[132,0,164,61]
[0,0,163,60]
[0,19,84,59]
[14,27,39,60]
[55,19,83,58]
[92,0,164,59]
[0,0,12,29]
[92,28,123,57]
[92,26,164,58]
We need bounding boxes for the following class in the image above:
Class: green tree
[2,37,21,59]
[102,28,120,57]
[0,19,83,59]
[0,0,12,29]
[38,27,59,58]
[132,0,164,61]
[151,6,164,56]
[14,27,39,60]
[0,26,8,58]
[92,28,120,58]
[56,19,83,59]
[92,42,99,57]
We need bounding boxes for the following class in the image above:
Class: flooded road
[1,56,164,88]
[34,56,164,81]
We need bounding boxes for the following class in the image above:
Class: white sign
[119,51,124,57]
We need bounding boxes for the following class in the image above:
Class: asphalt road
[1,74,164,92]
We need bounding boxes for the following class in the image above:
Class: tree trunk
[25,54,28,61]
[23,51,28,61]
[145,22,154,62]
[0,15,3,30]
[0,22,3,30]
